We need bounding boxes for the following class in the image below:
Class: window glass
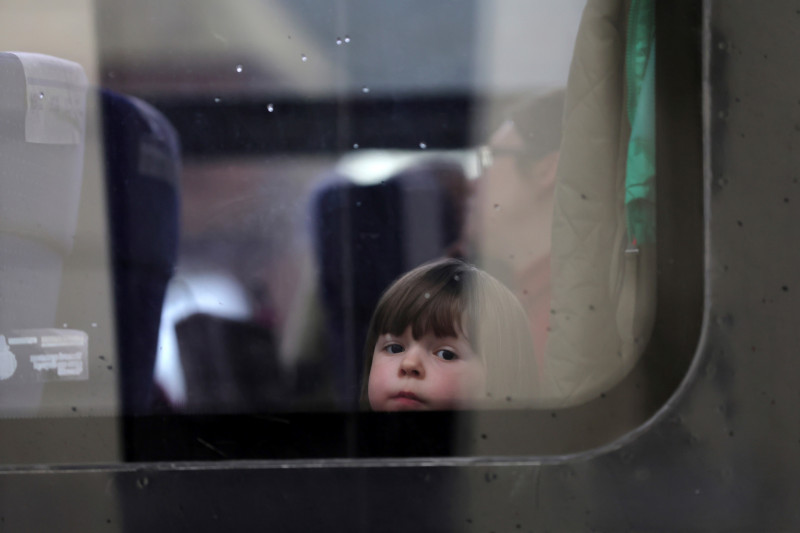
[0,0,697,463]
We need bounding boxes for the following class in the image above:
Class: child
[362,258,537,411]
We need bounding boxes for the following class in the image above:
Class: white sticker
[41,334,86,348]
[7,336,37,346]
[0,336,18,381]
[30,352,84,377]
[10,52,88,145]
[1,329,89,382]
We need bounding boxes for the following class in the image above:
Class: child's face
[367,325,486,411]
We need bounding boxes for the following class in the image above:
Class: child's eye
[434,349,458,361]
[385,343,404,354]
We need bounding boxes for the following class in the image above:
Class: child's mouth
[391,391,424,407]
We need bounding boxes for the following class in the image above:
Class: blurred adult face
[471,121,557,265]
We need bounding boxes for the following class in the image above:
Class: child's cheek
[367,359,389,409]
[428,370,474,409]
[453,366,487,404]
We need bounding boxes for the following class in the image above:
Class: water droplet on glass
[362,86,370,94]
[301,54,308,62]
[214,97,221,103]
[235,64,243,73]
[424,292,431,299]
[355,201,362,207]
[91,323,98,328]
[344,36,351,43]
[62,323,68,328]
[136,477,149,489]
[419,142,427,149]
[336,37,343,46]
[353,143,359,149]
[267,103,274,112]
[38,92,45,100]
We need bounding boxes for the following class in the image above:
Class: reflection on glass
[1,0,660,439]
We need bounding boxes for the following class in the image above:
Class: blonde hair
[361,258,537,407]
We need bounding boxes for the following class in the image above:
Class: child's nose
[399,347,425,378]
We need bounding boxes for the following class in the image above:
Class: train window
[0,0,702,463]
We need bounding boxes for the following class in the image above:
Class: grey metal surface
[3,1,800,531]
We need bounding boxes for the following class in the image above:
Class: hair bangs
[373,271,468,342]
